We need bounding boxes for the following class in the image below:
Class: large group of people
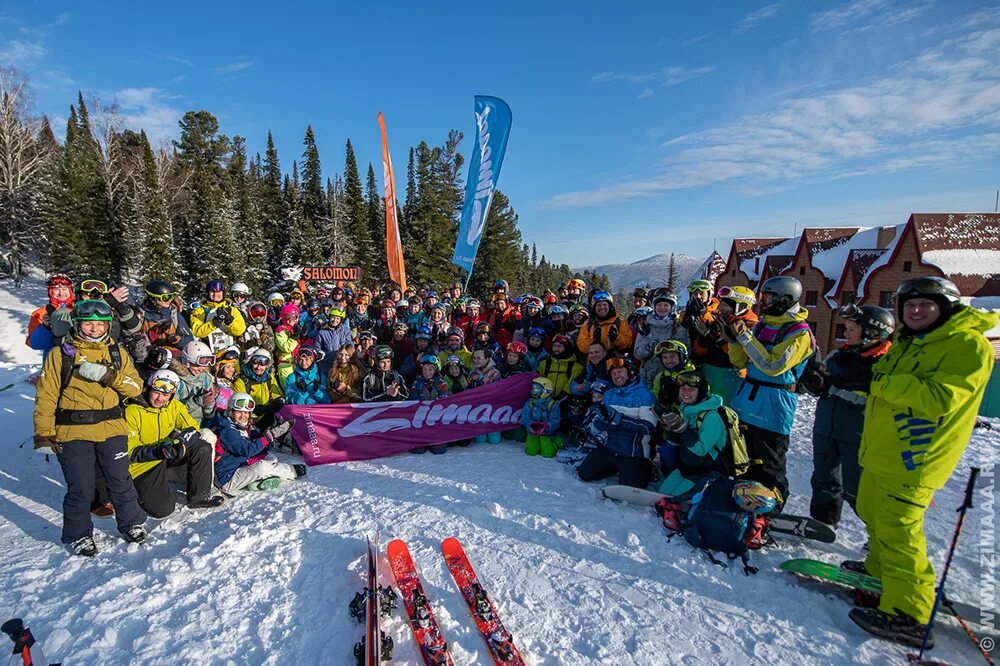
[27,269,996,649]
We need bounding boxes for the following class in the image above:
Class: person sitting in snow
[284,344,329,406]
[213,348,240,414]
[327,344,364,404]
[126,369,225,517]
[212,392,305,494]
[169,340,218,427]
[521,377,561,458]
[576,357,656,489]
[469,348,502,445]
[233,347,284,430]
[362,346,409,402]
[410,354,450,454]
[650,340,696,415]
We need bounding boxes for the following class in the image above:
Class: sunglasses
[80,279,109,294]
[146,290,176,303]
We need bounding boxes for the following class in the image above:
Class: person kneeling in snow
[213,392,305,493]
[126,369,225,517]
[656,371,727,501]
[521,377,561,458]
[576,357,657,488]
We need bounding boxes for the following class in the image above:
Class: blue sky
[3,1,998,267]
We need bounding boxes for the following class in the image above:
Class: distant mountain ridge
[575,253,707,293]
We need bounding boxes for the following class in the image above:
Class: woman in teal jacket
[657,372,727,500]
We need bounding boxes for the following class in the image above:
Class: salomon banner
[377,112,407,291]
[280,373,535,465]
[451,95,513,278]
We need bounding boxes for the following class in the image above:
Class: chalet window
[799,266,806,275]
[841,291,855,304]
[880,291,896,308]
[903,261,912,272]
[834,323,847,339]
[805,290,818,307]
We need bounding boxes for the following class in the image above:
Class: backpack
[680,477,766,575]
[695,405,753,477]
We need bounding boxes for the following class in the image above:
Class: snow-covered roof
[738,237,798,282]
[819,226,899,306]
[855,223,908,302]
[922,249,1000,276]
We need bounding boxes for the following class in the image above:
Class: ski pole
[912,467,981,663]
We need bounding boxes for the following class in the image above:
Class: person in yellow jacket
[32,299,147,557]
[126,369,225,518]
[188,279,247,344]
[847,277,997,648]
[576,290,633,356]
[234,347,285,430]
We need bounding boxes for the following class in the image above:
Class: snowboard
[387,539,454,666]
[779,559,986,624]
[441,537,526,665]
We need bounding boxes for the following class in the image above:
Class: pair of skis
[351,536,396,665]
[387,537,525,666]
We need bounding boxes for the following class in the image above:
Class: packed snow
[0,275,996,665]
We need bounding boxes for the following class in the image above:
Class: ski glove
[596,403,614,423]
[799,362,830,397]
[77,360,116,385]
[264,418,295,442]
[214,308,234,326]
[727,319,751,339]
[529,421,547,435]
[34,434,62,454]
[687,298,706,316]
[660,412,687,433]
[637,322,651,337]
[159,441,187,461]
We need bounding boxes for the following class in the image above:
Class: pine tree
[296,126,325,265]
[401,147,417,248]
[324,174,355,265]
[138,130,174,282]
[228,135,267,289]
[666,253,679,293]
[342,139,370,278]
[259,131,287,278]
[365,163,387,280]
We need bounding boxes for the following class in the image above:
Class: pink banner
[280,374,536,465]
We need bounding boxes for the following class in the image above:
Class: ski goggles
[145,289,176,302]
[148,376,179,394]
[47,274,72,288]
[217,349,240,363]
[592,290,612,303]
[605,356,629,371]
[269,298,284,306]
[249,354,272,366]
[838,302,861,319]
[249,304,268,319]
[72,299,114,321]
[676,372,706,389]
[230,395,256,412]
[296,347,317,359]
[79,279,109,295]
[192,354,216,367]
[654,340,685,356]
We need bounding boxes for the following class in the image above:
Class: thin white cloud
[683,32,714,46]
[113,87,184,144]
[0,39,46,63]
[735,3,783,34]
[166,55,195,68]
[215,61,253,74]
[593,65,715,89]
[811,0,931,33]
[638,88,655,100]
[544,22,1000,208]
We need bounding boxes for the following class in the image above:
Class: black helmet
[895,276,961,333]
[839,303,895,344]
[145,280,175,299]
[374,345,394,361]
[760,276,802,316]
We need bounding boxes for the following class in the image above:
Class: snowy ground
[0,275,996,665]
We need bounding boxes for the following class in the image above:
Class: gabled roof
[820,226,900,305]
[731,238,788,267]
[761,255,794,280]
[737,237,798,283]
[911,213,1000,297]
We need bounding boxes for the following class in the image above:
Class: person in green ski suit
[847,276,997,648]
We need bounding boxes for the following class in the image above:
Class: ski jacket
[389,337,415,368]
[403,311,428,331]
[125,395,200,479]
[284,363,330,405]
[813,342,891,441]
[521,396,561,434]
[469,360,501,388]
[189,299,247,340]
[240,321,275,354]
[437,346,473,370]
[860,306,997,489]
[538,355,583,400]
[590,379,656,458]
[213,413,269,485]
[443,372,470,394]
[314,324,353,373]
[327,363,363,404]
[167,358,217,424]
[500,359,533,379]
[665,394,727,477]
[33,336,143,444]
[634,315,690,387]
[570,362,610,396]
[362,369,409,402]
[576,307,633,355]
[458,314,485,347]
[728,306,815,435]
[234,365,284,407]
[680,298,730,367]
[400,344,438,384]
[273,326,300,382]
[525,347,549,371]
[471,338,504,368]
[411,374,450,401]
[651,360,697,411]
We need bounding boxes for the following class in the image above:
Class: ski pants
[525,434,558,458]
[809,432,862,527]
[744,424,789,509]
[577,446,652,489]
[132,438,217,518]
[219,457,298,494]
[856,470,936,624]
[57,436,146,543]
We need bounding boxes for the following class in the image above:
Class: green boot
[524,434,541,456]
[245,476,282,491]
[539,435,558,458]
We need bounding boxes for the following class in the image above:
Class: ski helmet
[228,392,256,414]
[528,327,546,341]
[247,348,272,365]
[146,368,181,395]
[591,290,613,305]
[280,303,301,320]
[732,480,780,515]
[445,354,464,368]
[306,298,320,311]
[420,353,441,370]
[759,276,802,316]
[838,303,895,343]
[531,377,554,398]
[415,325,432,341]
[230,282,250,297]
[182,340,215,367]
[206,279,224,294]
[717,285,757,317]
[494,279,509,293]
[248,301,268,320]
[654,339,689,368]
[47,274,74,307]
[634,306,653,317]
[144,347,173,371]
[358,330,378,343]
[267,292,285,306]
[652,292,678,310]
[549,304,566,316]
[675,370,709,401]
[144,279,176,303]
[895,276,961,322]
[393,321,409,332]
[687,279,714,294]
[507,341,527,356]
[375,345,394,361]
[71,299,114,341]
[474,322,491,336]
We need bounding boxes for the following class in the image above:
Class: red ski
[441,537,526,665]
[387,540,454,666]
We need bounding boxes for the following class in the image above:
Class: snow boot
[540,435,558,458]
[71,535,98,557]
[429,444,448,455]
[524,434,541,456]
[188,496,225,510]
[486,431,501,445]
[246,477,282,491]
[848,607,932,649]
[91,502,115,518]
[121,524,147,544]
[294,464,308,478]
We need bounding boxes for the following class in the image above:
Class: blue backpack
[682,477,761,575]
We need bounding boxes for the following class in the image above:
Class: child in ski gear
[657,371,728,501]
[679,279,721,368]
[538,334,583,403]
[273,303,302,383]
[457,298,484,346]
[362,346,409,402]
[33,299,147,556]
[703,286,759,404]
[284,344,330,405]
[849,277,997,645]
[233,348,284,430]
[27,274,75,355]
[650,340,696,413]
[402,297,428,332]
[727,276,815,509]
[426,303,450,347]
[388,321,414,366]
[521,377,562,457]
[512,297,547,343]
[471,322,504,368]
[634,292,688,388]
[313,306,353,374]
[410,355,451,454]
[489,294,517,349]
[470,348,503,444]
[327,344,364,403]
[437,326,472,369]
[213,392,305,494]
[189,279,247,344]
[442,354,471,395]
[524,327,550,370]
[213,348,240,413]
[800,304,894,528]
[240,301,276,354]
[500,341,533,378]
[169,340,218,426]
[576,359,656,488]
[401,325,437,383]
[266,292,284,328]
[576,291,633,356]
[126,369,224,517]
[229,282,251,317]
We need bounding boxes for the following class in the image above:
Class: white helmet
[231,282,250,296]
[182,340,214,366]
[146,368,180,394]
[267,291,284,304]
[247,347,272,363]
[228,392,256,414]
